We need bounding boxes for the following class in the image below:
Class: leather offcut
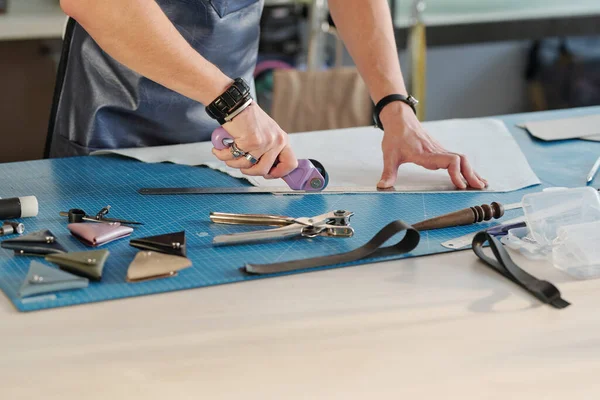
[68,223,133,247]
[472,231,570,309]
[126,251,192,283]
[130,231,186,257]
[245,220,420,274]
[46,249,110,281]
[1,229,67,256]
[19,261,88,298]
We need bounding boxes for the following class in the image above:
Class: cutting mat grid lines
[0,108,599,312]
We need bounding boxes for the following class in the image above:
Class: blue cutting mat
[1,107,599,312]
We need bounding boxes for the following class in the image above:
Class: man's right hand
[211,103,298,179]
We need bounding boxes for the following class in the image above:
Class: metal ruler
[441,215,526,250]
[138,186,459,195]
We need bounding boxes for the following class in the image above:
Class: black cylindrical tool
[0,196,38,220]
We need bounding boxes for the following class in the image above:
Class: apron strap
[44,17,77,159]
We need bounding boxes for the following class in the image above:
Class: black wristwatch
[373,94,419,130]
[205,77,253,124]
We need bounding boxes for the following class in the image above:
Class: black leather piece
[1,229,67,256]
[48,0,261,157]
[472,231,570,309]
[245,220,420,275]
[130,231,186,257]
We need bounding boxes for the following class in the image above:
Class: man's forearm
[60,0,231,105]
[328,0,406,103]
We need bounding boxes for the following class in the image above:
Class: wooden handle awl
[413,202,504,231]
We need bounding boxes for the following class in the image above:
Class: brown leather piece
[126,251,192,282]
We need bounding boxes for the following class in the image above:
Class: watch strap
[373,94,418,130]
[206,78,252,124]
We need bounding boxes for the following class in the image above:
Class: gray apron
[47,0,262,158]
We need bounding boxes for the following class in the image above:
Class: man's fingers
[456,153,485,189]
[240,145,289,177]
[475,172,488,187]
[430,153,467,189]
[224,150,264,169]
[264,146,298,178]
[377,152,400,188]
[212,147,236,161]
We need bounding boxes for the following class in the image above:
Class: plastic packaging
[552,221,600,279]
[501,227,551,260]
[521,187,600,247]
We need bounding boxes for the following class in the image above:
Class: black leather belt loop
[244,220,420,275]
[472,231,570,309]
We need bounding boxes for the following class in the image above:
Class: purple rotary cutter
[211,127,329,191]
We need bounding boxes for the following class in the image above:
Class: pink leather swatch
[68,223,133,247]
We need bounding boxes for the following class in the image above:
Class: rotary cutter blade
[308,159,329,190]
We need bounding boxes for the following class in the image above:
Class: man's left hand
[377,102,487,190]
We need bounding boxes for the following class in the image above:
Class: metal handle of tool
[211,127,328,191]
[210,210,354,245]
[209,212,297,227]
[213,224,306,246]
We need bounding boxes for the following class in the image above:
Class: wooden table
[2,244,598,399]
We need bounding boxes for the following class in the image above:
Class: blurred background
[1,0,599,163]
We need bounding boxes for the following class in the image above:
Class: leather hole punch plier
[210,210,354,246]
[59,206,143,226]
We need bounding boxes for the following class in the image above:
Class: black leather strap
[472,231,570,309]
[245,220,420,275]
[373,94,418,130]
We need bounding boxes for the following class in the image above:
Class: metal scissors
[210,210,354,246]
[59,205,143,226]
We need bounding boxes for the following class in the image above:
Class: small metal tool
[59,206,143,226]
[441,216,526,249]
[210,209,354,245]
[504,202,523,211]
[0,221,25,236]
[586,155,600,185]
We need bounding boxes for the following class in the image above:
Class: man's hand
[211,103,298,179]
[377,102,487,190]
